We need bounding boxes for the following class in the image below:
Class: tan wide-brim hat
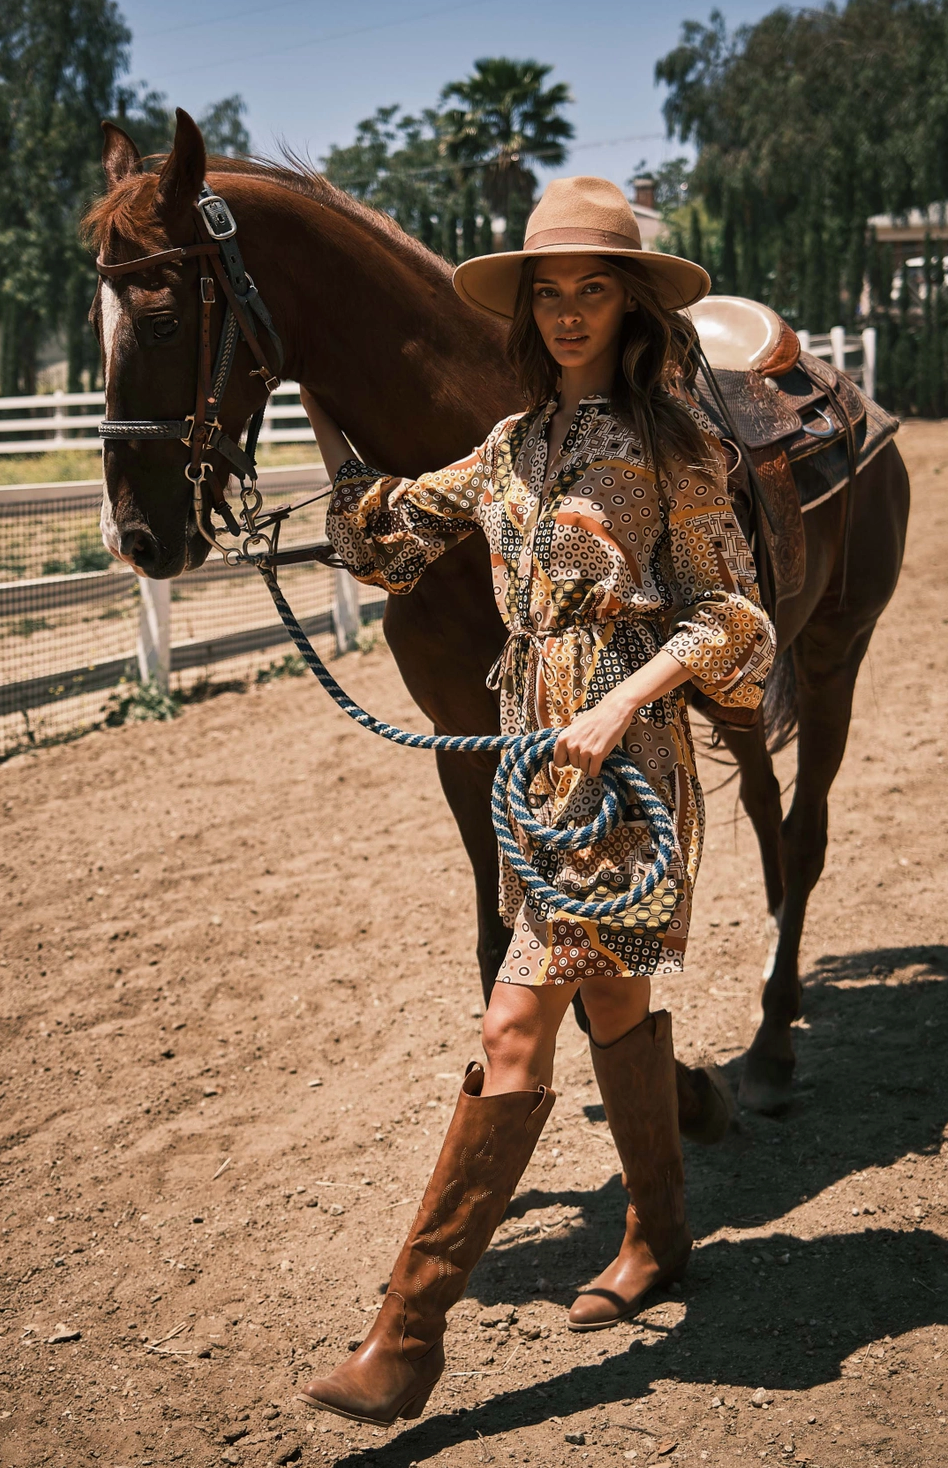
[453,175,710,319]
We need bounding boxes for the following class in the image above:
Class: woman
[297,177,775,1426]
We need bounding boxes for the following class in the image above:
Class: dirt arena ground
[1,422,946,1468]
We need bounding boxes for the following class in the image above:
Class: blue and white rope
[258,565,677,922]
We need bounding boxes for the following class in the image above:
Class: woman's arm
[552,649,691,778]
[300,387,353,480]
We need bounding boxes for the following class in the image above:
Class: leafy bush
[102,678,181,726]
[255,652,307,683]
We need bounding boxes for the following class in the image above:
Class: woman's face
[531,255,633,372]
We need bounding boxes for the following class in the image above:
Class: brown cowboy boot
[569,1010,691,1331]
[297,1063,555,1425]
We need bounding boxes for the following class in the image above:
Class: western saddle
[689,295,897,595]
[685,295,898,728]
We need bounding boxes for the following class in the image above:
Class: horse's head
[88,110,270,577]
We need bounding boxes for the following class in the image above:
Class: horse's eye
[151,313,179,340]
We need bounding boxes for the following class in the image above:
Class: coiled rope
[258,565,677,922]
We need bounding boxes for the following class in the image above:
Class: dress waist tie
[486,619,662,731]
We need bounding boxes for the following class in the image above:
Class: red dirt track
[1,422,946,1467]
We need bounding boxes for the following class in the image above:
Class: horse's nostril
[120,527,159,569]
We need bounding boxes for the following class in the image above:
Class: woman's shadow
[325,943,948,1465]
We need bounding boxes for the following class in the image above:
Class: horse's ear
[101,122,142,187]
[155,108,206,223]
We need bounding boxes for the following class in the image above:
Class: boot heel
[399,1383,436,1420]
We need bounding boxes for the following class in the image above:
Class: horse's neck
[229,176,515,477]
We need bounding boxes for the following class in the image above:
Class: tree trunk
[1,301,39,396]
[461,182,478,261]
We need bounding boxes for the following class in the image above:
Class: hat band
[523,226,642,253]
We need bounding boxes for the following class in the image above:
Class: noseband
[96,186,285,559]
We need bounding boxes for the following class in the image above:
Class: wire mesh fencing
[0,465,384,760]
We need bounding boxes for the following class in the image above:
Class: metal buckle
[201,276,216,304]
[197,193,238,241]
[181,415,222,447]
[250,366,281,392]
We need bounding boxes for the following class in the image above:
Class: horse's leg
[715,715,786,919]
[739,445,909,1114]
[434,747,512,1009]
[739,620,875,1112]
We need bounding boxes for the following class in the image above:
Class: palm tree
[440,58,574,250]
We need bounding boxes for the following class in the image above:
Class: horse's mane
[83,150,453,292]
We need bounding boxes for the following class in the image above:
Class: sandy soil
[1,421,946,1468]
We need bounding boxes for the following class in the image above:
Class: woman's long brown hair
[505,255,714,482]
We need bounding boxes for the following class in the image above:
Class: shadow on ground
[325,944,948,1465]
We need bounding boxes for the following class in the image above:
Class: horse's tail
[763,648,798,754]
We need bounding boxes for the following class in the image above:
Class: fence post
[333,568,360,655]
[137,578,171,690]
[830,325,846,371]
[861,326,877,400]
[797,329,810,354]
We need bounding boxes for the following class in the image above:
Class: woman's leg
[579,972,650,1045]
[480,978,580,1095]
[297,982,567,1427]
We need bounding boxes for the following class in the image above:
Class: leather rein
[95,185,330,566]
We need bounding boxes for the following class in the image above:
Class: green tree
[113,86,250,158]
[321,104,452,247]
[0,0,130,394]
[440,57,574,248]
[655,1,948,328]
[0,1,253,397]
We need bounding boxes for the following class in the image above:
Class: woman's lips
[555,334,589,347]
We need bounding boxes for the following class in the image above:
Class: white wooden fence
[797,326,876,398]
[0,467,382,756]
[0,381,310,454]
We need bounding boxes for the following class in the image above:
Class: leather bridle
[96,184,285,559]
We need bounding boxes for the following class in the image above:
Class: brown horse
[86,111,910,1115]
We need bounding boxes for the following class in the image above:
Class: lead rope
[254,563,677,924]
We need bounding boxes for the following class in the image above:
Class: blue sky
[119,0,786,189]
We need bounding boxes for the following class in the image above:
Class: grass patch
[8,615,50,637]
[41,529,113,575]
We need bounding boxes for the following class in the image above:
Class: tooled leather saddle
[689,296,898,604]
[684,295,899,729]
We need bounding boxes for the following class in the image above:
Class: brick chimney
[632,175,656,211]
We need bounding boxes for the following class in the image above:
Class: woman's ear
[626,296,639,313]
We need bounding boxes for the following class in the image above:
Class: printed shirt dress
[327,393,776,986]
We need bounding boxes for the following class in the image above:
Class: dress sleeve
[325,424,506,595]
[660,422,776,709]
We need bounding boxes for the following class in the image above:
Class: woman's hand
[552,689,635,778]
[299,386,354,481]
[552,648,693,778]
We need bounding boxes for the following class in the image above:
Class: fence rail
[0,465,383,758]
[797,326,876,398]
[0,382,312,454]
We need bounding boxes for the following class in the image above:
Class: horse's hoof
[677,1063,735,1144]
[738,1055,795,1115]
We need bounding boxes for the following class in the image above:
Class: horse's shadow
[324,944,948,1465]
